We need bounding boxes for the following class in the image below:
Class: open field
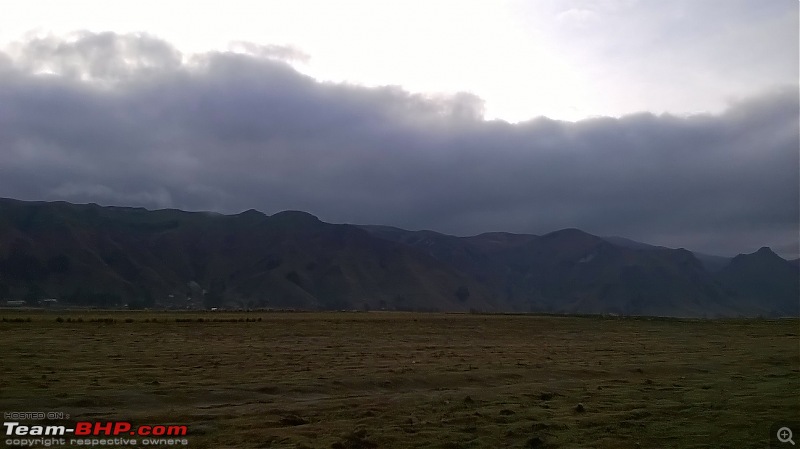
[1,311,798,449]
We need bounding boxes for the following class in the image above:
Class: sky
[0,0,798,257]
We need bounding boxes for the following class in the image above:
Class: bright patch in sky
[2,0,796,122]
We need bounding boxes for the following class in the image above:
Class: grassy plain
[0,311,798,449]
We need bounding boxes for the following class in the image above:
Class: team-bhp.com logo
[4,421,188,447]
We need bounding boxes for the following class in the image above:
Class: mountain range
[0,198,796,317]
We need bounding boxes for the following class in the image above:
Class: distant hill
[0,198,494,312]
[716,247,799,316]
[359,229,797,317]
[0,198,797,316]
[602,236,731,272]
[494,229,735,316]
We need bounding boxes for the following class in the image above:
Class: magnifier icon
[778,427,795,445]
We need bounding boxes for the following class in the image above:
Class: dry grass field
[1,311,797,448]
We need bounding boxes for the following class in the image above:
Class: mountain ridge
[0,198,796,316]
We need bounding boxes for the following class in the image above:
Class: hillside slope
[0,199,494,311]
[1,198,796,316]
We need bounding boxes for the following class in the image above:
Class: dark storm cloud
[1,32,797,257]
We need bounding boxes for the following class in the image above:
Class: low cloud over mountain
[1,32,797,257]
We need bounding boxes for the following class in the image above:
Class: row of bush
[55,317,117,323]
[49,317,265,323]
[174,317,263,322]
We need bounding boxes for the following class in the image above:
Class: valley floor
[1,311,797,448]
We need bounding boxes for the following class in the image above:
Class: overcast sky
[1,1,798,257]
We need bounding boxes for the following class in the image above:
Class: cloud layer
[1,32,798,257]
